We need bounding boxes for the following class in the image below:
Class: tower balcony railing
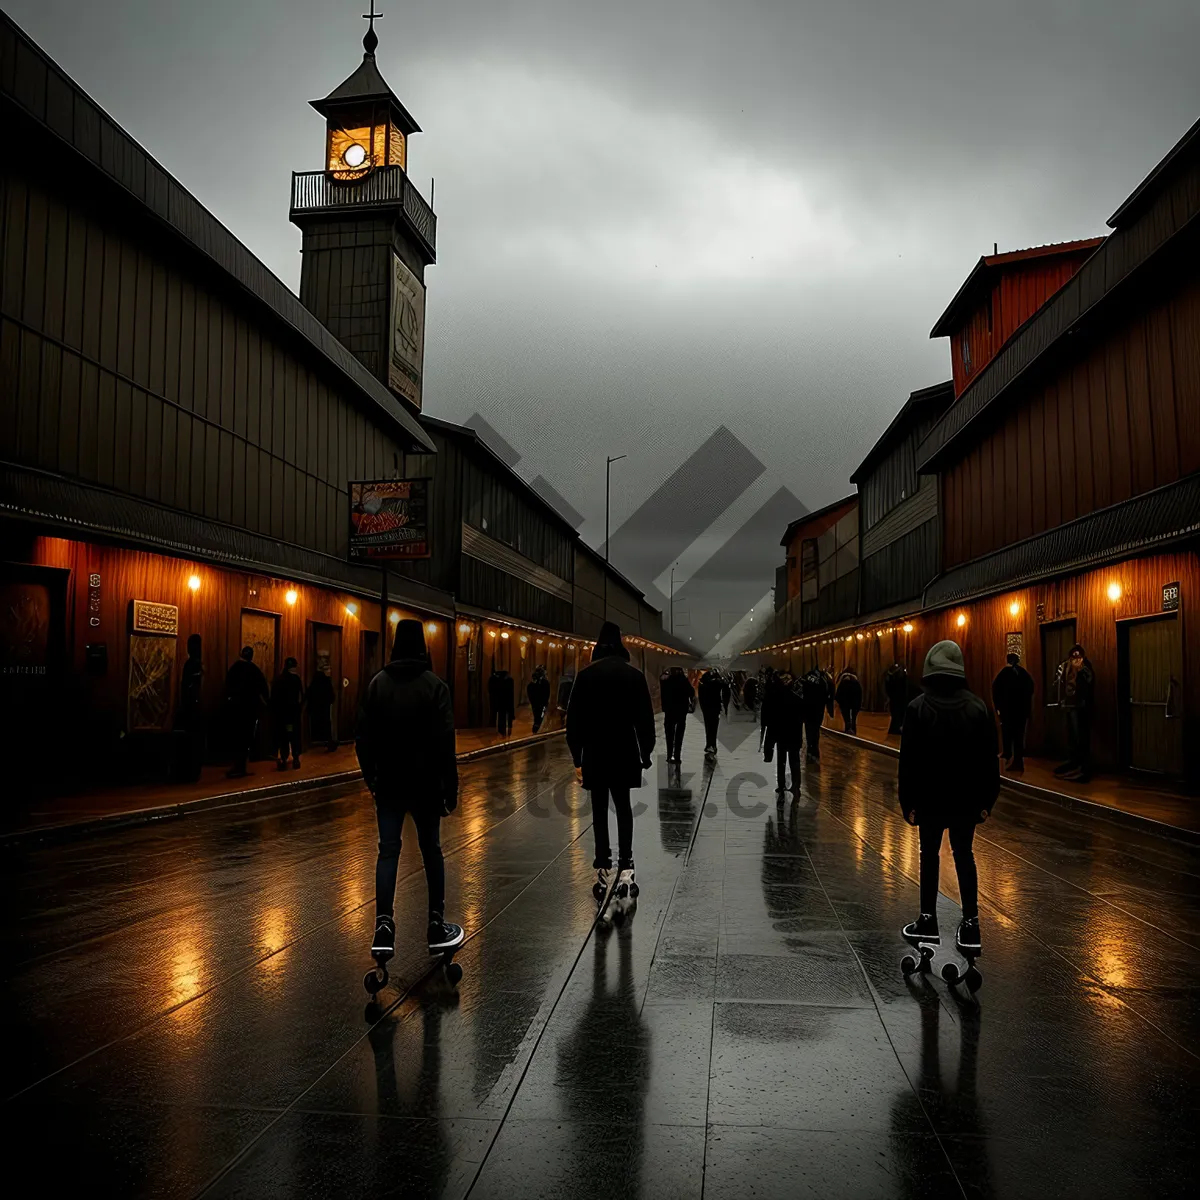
[290,167,436,256]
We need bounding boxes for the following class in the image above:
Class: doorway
[1120,613,1184,777]
[309,622,343,746]
[1040,619,1076,762]
[240,609,279,760]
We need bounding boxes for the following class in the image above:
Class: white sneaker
[615,867,639,899]
[592,865,615,902]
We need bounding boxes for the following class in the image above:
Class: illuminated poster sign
[132,600,179,636]
[349,479,431,560]
[389,253,426,410]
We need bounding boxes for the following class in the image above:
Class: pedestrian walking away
[356,619,463,968]
[992,651,1034,773]
[697,668,724,758]
[527,665,551,733]
[883,661,909,735]
[175,633,205,782]
[835,667,862,734]
[661,665,695,765]
[566,621,656,905]
[270,656,305,770]
[307,665,337,751]
[721,674,732,717]
[898,640,1000,959]
[1054,643,1095,782]
[800,664,830,763]
[743,675,760,724]
[763,670,803,793]
[224,645,269,777]
[488,667,516,737]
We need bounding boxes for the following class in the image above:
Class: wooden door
[240,610,278,759]
[1040,620,1076,760]
[310,623,344,743]
[1125,616,1184,776]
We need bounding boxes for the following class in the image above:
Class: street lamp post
[670,562,679,635]
[604,454,627,621]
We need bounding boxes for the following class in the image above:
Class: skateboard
[900,928,982,993]
[593,871,640,929]
[363,927,465,997]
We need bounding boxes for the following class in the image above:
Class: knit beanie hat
[922,639,966,680]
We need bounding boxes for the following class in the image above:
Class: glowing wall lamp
[1107,581,1122,603]
[956,613,967,628]
[346,602,359,618]
[1009,601,1020,617]
[427,622,438,635]
[285,589,298,606]
[389,611,400,626]
[500,631,510,640]
[187,574,201,592]
[488,630,496,638]
[902,623,914,634]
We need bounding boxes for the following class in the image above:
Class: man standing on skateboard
[356,619,463,964]
[566,621,656,902]
[899,640,999,958]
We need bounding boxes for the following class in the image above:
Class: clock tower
[290,7,435,412]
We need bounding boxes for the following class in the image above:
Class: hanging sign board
[1005,631,1024,660]
[389,253,426,410]
[1162,582,1180,612]
[132,600,179,636]
[349,479,432,560]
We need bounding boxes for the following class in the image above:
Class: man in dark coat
[720,674,732,717]
[1055,644,1095,782]
[527,666,551,733]
[488,668,516,737]
[566,622,656,897]
[175,633,205,781]
[835,668,863,734]
[883,662,909,735]
[992,651,1035,773]
[743,675,760,723]
[661,665,695,765]
[356,620,462,962]
[308,665,336,750]
[270,656,305,770]
[763,670,804,793]
[224,646,269,777]
[697,668,724,758]
[800,665,830,763]
[899,640,1000,956]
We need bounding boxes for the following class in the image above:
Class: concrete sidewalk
[825,709,1200,838]
[4,710,565,845]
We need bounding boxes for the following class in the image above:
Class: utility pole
[604,454,626,621]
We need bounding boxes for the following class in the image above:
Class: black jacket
[661,672,695,715]
[800,668,829,721]
[697,671,724,715]
[898,681,1000,823]
[992,664,1034,721]
[566,645,656,790]
[270,671,305,719]
[764,679,804,753]
[488,671,516,719]
[742,678,759,708]
[225,659,269,712]
[308,671,335,710]
[835,672,863,712]
[1056,657,1095,710]
[355,658,458,803]
[527,673,551,712]
[884,664,909,706]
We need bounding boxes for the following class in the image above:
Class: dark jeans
[804,717,822,759]
[702,708,720,749]
[918,820,978,920]
[1066,709,1091,774]
[1001,717,1027,767]
[888,701,905,735]
[665,711,686,761]
[375,798,445,919]
[231,713,257,773]
[776,742,800,791]
[839,704,857,734]
[496,709,512,736]
[591,785,634,868]
[531,705,546,733]
[275,715,301,762]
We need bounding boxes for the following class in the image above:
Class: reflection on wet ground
[2,711,1198,1197]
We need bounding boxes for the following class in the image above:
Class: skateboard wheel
[941,962,961,985]
[363,967,387,995]
[445,961,463,985]
[592,882,606,900]
[901,954,918,975]
[630,882,640,898]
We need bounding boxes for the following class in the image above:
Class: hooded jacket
[527,670,551,712]
[764,676,804,753]
[355,658,458,803]
[697,670,724,715]
[992,663,1034,721]
[835,670,862,712]
[898,642,999,822]
[800,667,830,721]
[566,634,656,790]
[661,670,696,715]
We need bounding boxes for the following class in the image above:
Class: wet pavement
[3,709,1198,1198]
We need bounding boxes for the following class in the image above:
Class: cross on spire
[361,2,384,55]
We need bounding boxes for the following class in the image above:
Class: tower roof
[310,18,421,136]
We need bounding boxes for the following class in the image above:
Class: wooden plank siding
[941,271,1200,569]
[0,163,424,570]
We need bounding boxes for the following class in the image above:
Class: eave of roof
[849,381,954,485]
[309,51,422,135]
[1108,113,1200,228]
[929,238,1106,339]
[780,494,857,547]
[0,12,435,456]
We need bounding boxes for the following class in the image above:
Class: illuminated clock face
[343,142,367,168]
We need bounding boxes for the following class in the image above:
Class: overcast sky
[8,1,1199,647]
